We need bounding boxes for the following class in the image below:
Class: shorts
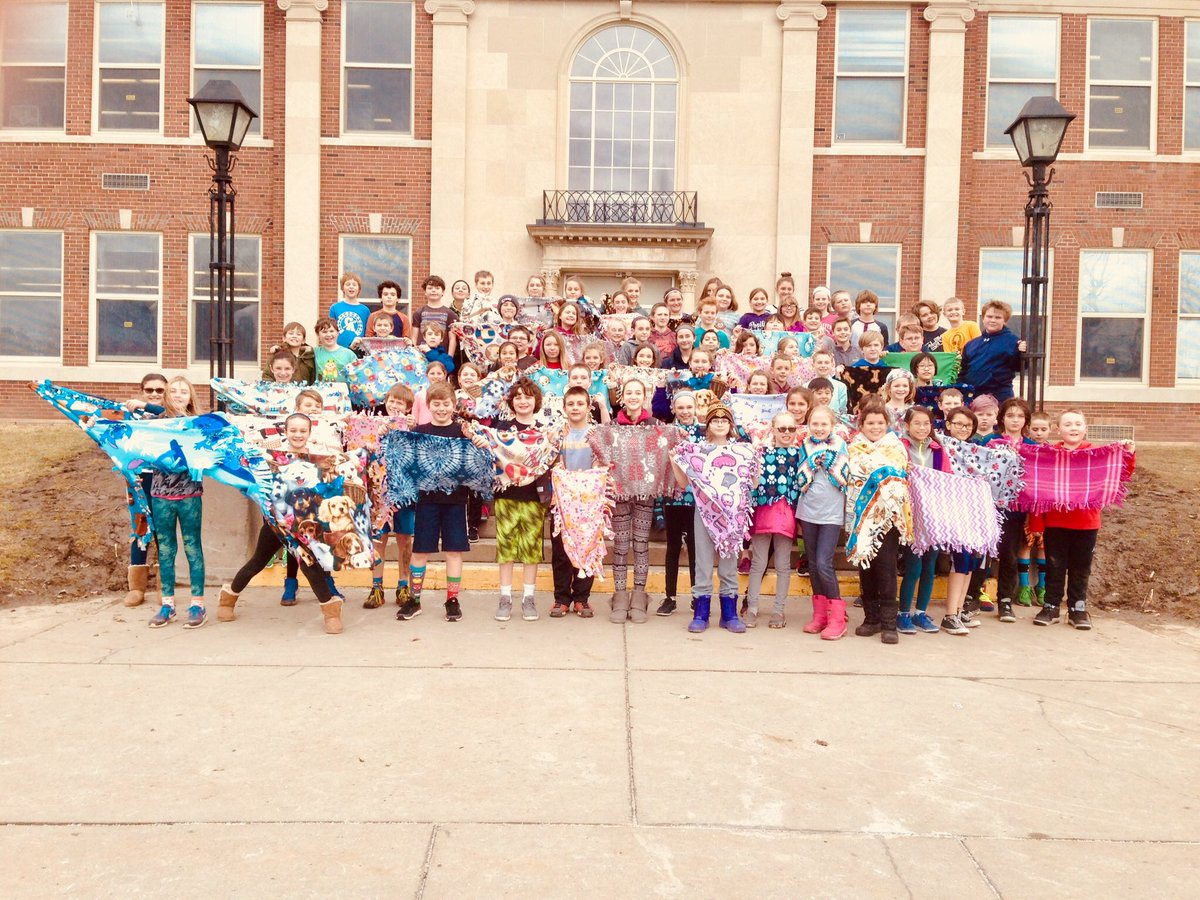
[494,497,545,564]
[380,506,415,536]
[412,503,469,554]
[950,551,980,575]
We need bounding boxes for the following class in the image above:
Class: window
[192,2,263,136]
[1186,22,1200,151]
[1078,250,1150,381]
[340,235,411,314]
[1086,18,1154,150]
[978,247,1053,349]
[342,0,413,135]
[0,230,62,357]
[834,8,908,143]
[0,1,67,130]
[827,244,901,332]
[985,16,1058,148]
[1178,252,1200,380]
[96,1,164,132]
[190,234,261,364]
[94,232,160,362]
[568,24,678,204]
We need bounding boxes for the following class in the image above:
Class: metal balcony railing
[539,190,700,226]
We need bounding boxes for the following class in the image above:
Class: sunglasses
[775,426,798,433]
[143,387,165,394]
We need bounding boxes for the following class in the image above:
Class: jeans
[1043,527,1098,611]
[151,495,204,598]
[798,519,841,599]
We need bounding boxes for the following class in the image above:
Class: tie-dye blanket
[908,464,1002,557]
[381,430,496,507]
[210,378,352,416]
[672,441,762,558]
[550,467,614,579]
[587,423,685,501]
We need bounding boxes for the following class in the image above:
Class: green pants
[151,496,205,598]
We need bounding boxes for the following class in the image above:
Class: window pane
[987,82,1055,147]
[1177,319,1200,379]
[96,233,159,296]
[1188,22,1200,83]
[97,2,163,65]
[1080,317,1142,379]
[0,298,60,356]
[97,299,157,360]
[194,4,262,66]
[837,9,908,74]
[1182,253,1200,315]
[1089,20,1152,83]
[191,234,260,300]
[345,0,412,66]
[98,67,161,131]
[194,69,261,133]
[0,231,61,292]
[1186,86,1200,152]
[829,245,900,325]
[989,17,1057,81]
[1079,251,1148,314]
[193,299,259,363]
[341,237,411,308]
[834,77,903,141]
[345,67,412,132]
[1088,85,1151,149]
[1,66,66,129]
[2,2,67,63]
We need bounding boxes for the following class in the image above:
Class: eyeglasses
[143,387,165,394]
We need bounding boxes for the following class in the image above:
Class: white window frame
[1076,248,1151,384]
[338,234,413,317]
[340,0,415,138]
[1177,251,1200,382]
[190,0,264,138]
[90,230,162,365]
[0,228,64,360]
[1085,16,1157,154]
[187,232,262,367]
[826,243,902,332]
[984,15,1060,150]
[0,1,69,132]
[977,247,1054,357]
[1185,20,1200,153]
[832,7,910,146]
[92,0,166,135]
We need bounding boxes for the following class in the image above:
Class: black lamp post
[187,80,257,405]
[1004,96,1075,412]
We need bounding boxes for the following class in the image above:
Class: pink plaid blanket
[908,465,1002,557]
[1016,442,1134,515]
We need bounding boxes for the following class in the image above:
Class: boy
[507,325,538,371]
[829,317,858,371]
[313,316,358,383]
[617,316,654,365]
[940,296,981,353]
[474,269,494,297]
[402,384,472,622]
[961,300,1027,402]
[810,350,849,412]
[1028,410,1052,444]
[850,290,890,347]
[694,298,731,349]
[549,386,599,617]
[366,385,417,609]
[411,275,459,356]
[852,331,888,367]
[1035,411,1135,630]
[568,363,610,423]
[887,316,924,353]
[934,387,964,431]
[365,280,411,341]
[419,322,456,373]
[828,289,854,326]
[331,272,369,350]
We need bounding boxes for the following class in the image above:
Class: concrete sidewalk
[1,590,1197,898]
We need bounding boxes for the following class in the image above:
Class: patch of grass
[0,423,96,489]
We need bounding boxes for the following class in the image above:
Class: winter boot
[803,594,829,634]
[321,597,344,634]
[609,590,631,624]
[718,594,746,633]
[628,589,650,624]
[280,577,299,607]
[123,564,150,608]
[821,597,848,641]
[217,584,239,622]
[688,596,711,633]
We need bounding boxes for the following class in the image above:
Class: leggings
[858,527,900,628]
[232,521,333,602]
[150,495,204,598]
[996,509,1026,602]
[900,547,938,613]
[612,498,653,592]
[664,503,696,599]
[746,532,792,612]
[128,472,155,565]
[798,519,841,598]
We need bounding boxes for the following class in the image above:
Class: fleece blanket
[838,366,895,411]
[914,383,977,413]
[908,464,1002,557]
[210,378,352,417]
[883,351,961,386]
[672,441,762,558]
[1015,442,1135,515]
[603,364,672,391]
[381,430,496,508]
[587,423,685,501]
[845,432,913,567]
[751,446,805,508]
[713,349,769,392]
[472,423,560,492]
[796,435,851,496]
[726,393,788,445]
[343,414,409,533]
[268,449,375,571]
[759,330,815,359]
[344,345,429,408]
[550,467,615,579]
[939,433,1025,511]
[228,413,345,456]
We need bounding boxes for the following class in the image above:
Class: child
[698,329,723,356]
[734,331,761,358]
[459,269,496,321]
[807,377,835,412]
[368,385,417,612]
[811,350,848,412]
[971,393,1001,442]
[608,377,659,624]
[888,317,925,354]
[658,390,700,617]
[555,302,586,337]
[914,300,945,352]
[850,290,890,347]
[829,289,854,325]
[667,325,696,370]
[418,323,456,375]
[939,296,981,354]
[507,326,538,372]
[549,386,599,617]
[405,384,472,622]
[121,373,168,608]
[852,331,887,368]
[330,272,368,350]
[648,302,678,360]
[737,284,771,332]
[277,390,334,606]
[607,291,633,314]
[620,275,644,313]
[294,389,323,416]
[745,370,770,395]
[313,315,357,383]
[617,317,654,365]
[794,405,850,637]
[775,292,802,331]
[602,317,629,361]
[450,278,472,312]
[683,347,715,392]
[263,322,316,384]
[568,362,610,424]
[695,298,731,348]
[992,397,1035,622]
[1018,410,1053,606]
[961,300,1027,402]
[829,317,858,371]
[909,351,939,388]
[496,295,521,330]
[366,280,411,340]
[881,369,915,432]
[898,406,950,633]
[935,387,964,430]
[147,376,207,629]
[785,386,813,426]
[370,315,396,340]
[940,407,985,634]
[1034,411,1135,630]
[411,275,459,356]
[768,355,794,394]
[632,343,659,370]
[265,348,297,384]
[663,287,694,330]
[744,412,801,627]
[412,361,450,425]
[539,330,570,370]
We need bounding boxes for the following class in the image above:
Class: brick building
[2,0,1198,440]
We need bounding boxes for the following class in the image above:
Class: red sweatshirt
[1041,441,1136,531]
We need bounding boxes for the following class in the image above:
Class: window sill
[0,132,274,148]
[814,146,925,157]
[1046,384,1200,404]
[322,135,432,149]
[972,149,1188,164]
[0,361,259,385]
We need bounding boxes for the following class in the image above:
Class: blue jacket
[961,327,1022,397]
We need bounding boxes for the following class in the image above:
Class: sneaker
[1068,609,1092,630]
[977,591,996,613]
[1036,587,1046,606]
[795,555,810,577]
[550,602,569,618]
[148,604,176,628]
[494,596,513,621]
[656,597,677,616]
[182,605,206,629]
[364,585,386,609]
[444,599,462,622]
[574,601,594,618]
[468,526,480,542]
[940,614,969,635]
[521,596,539,621]
[1033,606,1059,626]
[998,599,1016,623]
[853,597,863,607]
[960,608,982,628]
[1017,585,1034,607]
[896,612,917,634]
[396,598,422,621]
[395,584,412,607]
[912,612,940,633]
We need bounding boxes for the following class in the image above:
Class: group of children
[115,269,1131,642]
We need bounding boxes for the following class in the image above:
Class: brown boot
[628,589,649,624]
[217,585,239,622]
[123,564,150,607]
[609,590,630,624]
[321,598,344,634]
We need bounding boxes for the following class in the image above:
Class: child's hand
[1122,439,1136,453]
[405,414,415,428]
[419,343,430,352]
[1017,339,1028,352]
[125,399,147,411]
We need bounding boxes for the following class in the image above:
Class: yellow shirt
[941,322,981,354]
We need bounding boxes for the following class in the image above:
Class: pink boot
[803,595,828,634]
[821,597,848,641]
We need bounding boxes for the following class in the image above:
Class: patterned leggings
[150,495,205,598]
[612,499,653,592]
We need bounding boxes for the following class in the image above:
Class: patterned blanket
[838,366,895,411]
[343,414,409,533]
[1015,442,1135,515]
[381,431,496,507]
[845,432,913,567]
[550,467,614,579]
[915,383,977,412]
[344,345,429,408]
[673,441,762,557]
[603,364,672,391]
[752,446,805,507]
[210,378,352,416]
[759,330,815,358]
[228,413,345,456]
[883,351,961,385]
[796,435,851,495]
[726,393,788,444]
[908,465,1002,556]
[713,349,769,392]
[939,433,1025,510]
[587,423,685,501]
[268,449,375,571]
[472,424,560,491]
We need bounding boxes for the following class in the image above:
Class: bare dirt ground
[1,423,1196,624]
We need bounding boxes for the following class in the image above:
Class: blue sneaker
[896,612,917,634]
[912,612,940,633]
[148,604,176,628]
[182,605,207,629]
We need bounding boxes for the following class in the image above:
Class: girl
[657,390,701,617]
[450,278,472,311]
[489,341,521,378]
[909,351,939,388]
[412,361,450,424]
[538,330,568,370]
[698,330,722,356]
[744,412,802,628]
[745,370,770,395]
[264,322,316,384]
[939,407,985,635]
[684,347,715,392]
[526,274,547,298]
[775,292,802,331]
[914,300,945,352]
[737,286,771,332]
[663,287,692,329]
[882,369,915,431]
[793,405,849,636]
[648,302,678,360]
[555,302,585,336]
[777,335,801,360]
[699,276,723,302]
[607,291,632,314]
[734,331,761,357]
[715,283,738,314]
[582,342,608,377]
[147,376,207,629]
[810,287,832,320]
[455,361,484,415]
[609,377,659,624]
[898,406,950,633]
[563,276,587,303]
[1019,411,1053,606]
[992,397,1035,623]
[632,343,659,369]
[774,273,796,317]
[365,386,417,610]
[785,386,813,426]
[668,324,696,370]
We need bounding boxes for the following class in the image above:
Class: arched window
[568,25,678,193]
